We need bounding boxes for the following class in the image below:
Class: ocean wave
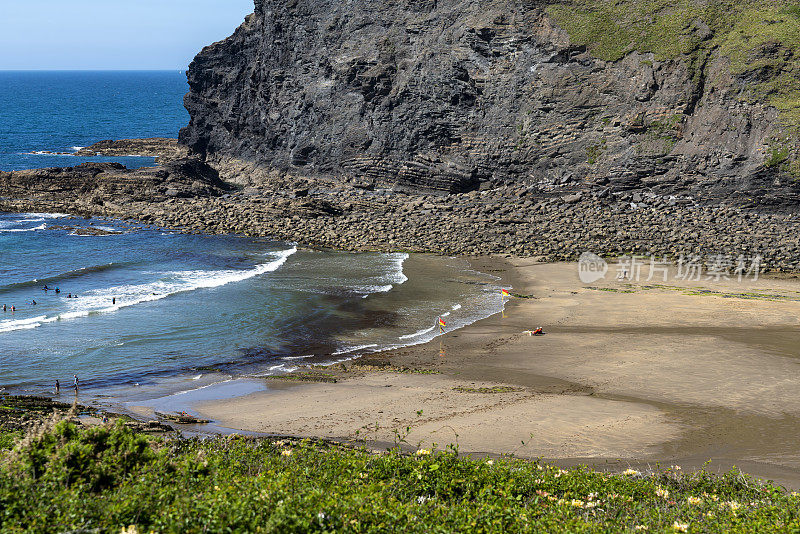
[331,343,378,355]
[452,303,462,311]
[0,223,47,233]
[0,315,48,333]
[0,247,297,334]
[351,253,409,296]
[0,262,131,293]
[23,213,68,219]
[281,354,314,361]
[398,325,437,340]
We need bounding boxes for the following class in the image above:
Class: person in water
[73,375,79,392]
[31,300,36,305]
[42,285,48,291]
[67,293,71,298]
[55,380,60,394]
[55,288,60,294]
[112,297,115,305]
[2,304,5,312]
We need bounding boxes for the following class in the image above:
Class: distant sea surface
[0,71,189,171]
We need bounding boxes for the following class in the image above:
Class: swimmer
[67,293,72,298]
[112,297,115,305]
[2,304,5,312]
[55,380,60,394]
[31,300,36,305]
[42,285,49,291]
[55,287,60,294]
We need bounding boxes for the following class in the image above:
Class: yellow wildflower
[281,449,293,457]
[655,487,670,499]
[687,496,703,506]
[622,468,641,476]
[672,521,689,532]
[570,499,584,507]
[726,501,741,511]
[416,448,431,456]
[634,526,648,531]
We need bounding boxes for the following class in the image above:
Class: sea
[0,72,503,409]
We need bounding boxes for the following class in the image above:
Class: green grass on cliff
[3,421,800,532]
[547,0,800,168]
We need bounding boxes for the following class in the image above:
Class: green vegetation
[453,385,524,394]
[3,421,800,532]
[586,138,607,164]
[547,0,800,169]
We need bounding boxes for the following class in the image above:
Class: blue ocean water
[0,213,501,400]
[0,71,189,171]
[0,71,503,405]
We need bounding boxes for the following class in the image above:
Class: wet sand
[195,257,800,487]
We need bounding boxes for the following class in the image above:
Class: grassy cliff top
[547,0,800,127]
[2,421,800,532]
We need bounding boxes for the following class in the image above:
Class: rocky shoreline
[1,147,799,272]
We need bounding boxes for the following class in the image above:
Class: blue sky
[0,1,254,70]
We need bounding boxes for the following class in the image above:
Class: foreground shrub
[1,423,800,532]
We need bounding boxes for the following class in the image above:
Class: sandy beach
[193,256,800,486]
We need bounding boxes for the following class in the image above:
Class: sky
[0,0,254,70]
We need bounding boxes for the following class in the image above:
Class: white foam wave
[0,223,47,233]
[281,354,314,361]
[71,146,85,151]
[0,315,48,333]
[332,343,378,355]
[24,213,67,219]
[398,325,437,340]
[452,304,462,311]
[387,253,409,285]
[0,247,297,334]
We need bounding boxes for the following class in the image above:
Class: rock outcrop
[179,0,799,207]
[74,138,189,162]
[0,158,227,205]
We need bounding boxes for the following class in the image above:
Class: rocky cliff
[180,0,799,208]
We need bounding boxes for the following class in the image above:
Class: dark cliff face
[180,0,798,205]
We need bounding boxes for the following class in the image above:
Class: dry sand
[195,257,800,486]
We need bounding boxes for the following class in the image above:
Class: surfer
[42,285,49,291]
[67,293,71,298]
[112,297,115,305]
[31,300,36,305]
[55,287,60,294]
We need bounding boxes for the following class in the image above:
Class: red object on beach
[533,327,544,336]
